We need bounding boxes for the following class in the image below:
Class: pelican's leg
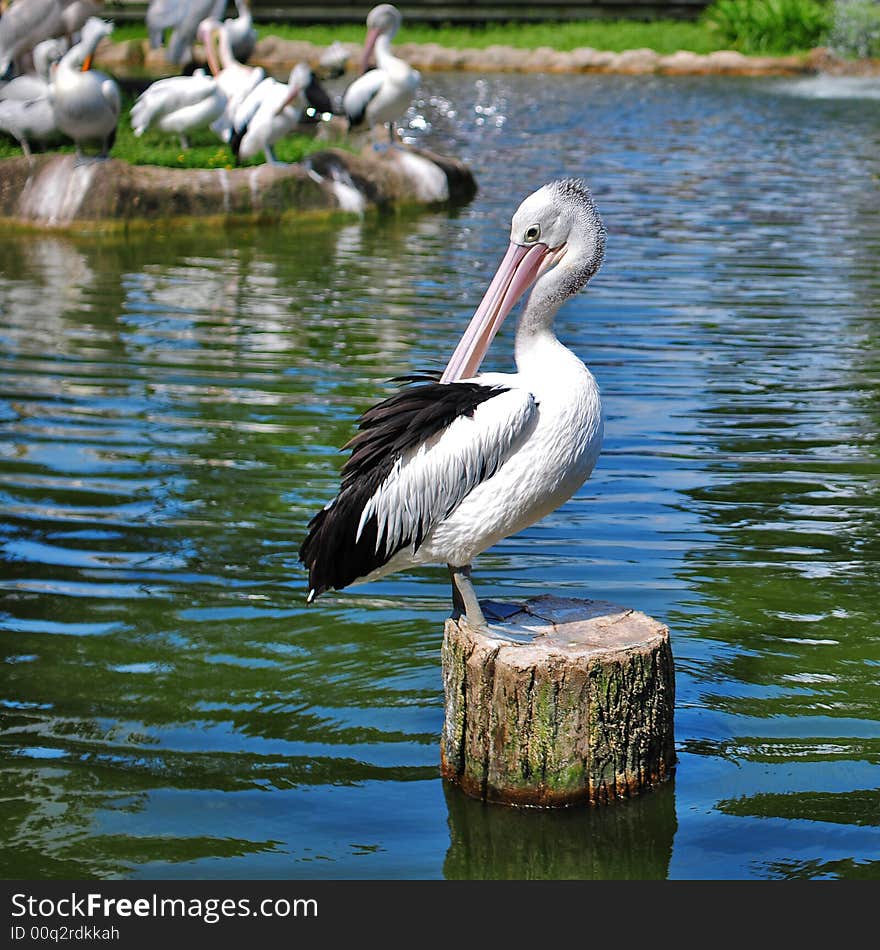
[179,133,190,150]
[263,145,288,167]
[18,136,32,165]
[448,564,486,629]
[448,564,537,645]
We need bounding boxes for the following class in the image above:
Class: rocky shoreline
[94,36,880,79]
[0,146,477,231]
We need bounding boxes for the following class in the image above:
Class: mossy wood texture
[441,595,675,807]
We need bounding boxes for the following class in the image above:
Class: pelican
[60,1,102,40]
[342,4,419,143]
[223,0,255,64]
[146,0,224,67]
[130,68,226,148]
[0,35,66,101]
[230,63,316,166]
[201,15,263,142]
[0,31,66,156]
[300,179,607,631]
[0,0,98,76]
[0,82,59,157]
[0,0,63,76]
[318,40,349,80]
[49,16,119,158]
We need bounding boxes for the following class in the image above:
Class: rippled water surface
[2,73,879,880]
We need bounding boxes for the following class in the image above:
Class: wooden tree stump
[441,595,676,807]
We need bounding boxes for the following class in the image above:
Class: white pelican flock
[300,179,606,629]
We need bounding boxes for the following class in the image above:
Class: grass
[0,94,350,167]
[109,19,731,57]
[111,11,833,57]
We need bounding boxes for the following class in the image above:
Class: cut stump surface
[441,595,676,807]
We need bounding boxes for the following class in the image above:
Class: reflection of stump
[440,596,675,807]
[443,777,677,879]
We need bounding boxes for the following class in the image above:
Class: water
[2,73,879,880]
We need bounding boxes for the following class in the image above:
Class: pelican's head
[360,4,402,73]
[509,178,605,302]
[80,17,114,71]
[441,179,606,383]
[33,37,68,81]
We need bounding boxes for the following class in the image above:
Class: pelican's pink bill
[275,86,301,116]
[440,242,552,383]
[360,27,381,74]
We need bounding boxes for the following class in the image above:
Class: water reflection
[444,781,677,880]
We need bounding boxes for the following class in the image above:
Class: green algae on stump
[441,595,676,807]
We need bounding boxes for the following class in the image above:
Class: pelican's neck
[514,288,565,370]
[217,25,237,69]
[375,33,395,69]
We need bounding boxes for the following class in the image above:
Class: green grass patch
[259,20,723,55]
[112,12,831,57]
[110,19,735,56]
[0,94,350,168]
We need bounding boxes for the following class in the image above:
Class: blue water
[1,72,879,879]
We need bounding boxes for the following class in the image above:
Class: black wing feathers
[299,378,509,599]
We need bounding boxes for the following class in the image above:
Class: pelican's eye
[523,224,541,243]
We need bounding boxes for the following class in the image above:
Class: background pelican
[59,0,102,41]
[223,0,255,64]
[49,15,119,157]
[0,31,66,157]
[130,67,226,148]
[300,179,606,630]
[201,15,263,142]
[147,0,224,68]
[0,80,59,157]
[230,63,314,166]
[0,35,66,101]
[0,0,99,76]
[1,0,63,76]
[342,3,419,142]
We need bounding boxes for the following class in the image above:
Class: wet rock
[0,147,476,230]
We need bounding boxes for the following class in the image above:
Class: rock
[93,38,145,72]
[610,48,660,74]
[143,46,173,73]
[0,147,477,230]
[658,50,709,75]
[705,49,750,73]
[88,36,844,81]
[569,47,616,71]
